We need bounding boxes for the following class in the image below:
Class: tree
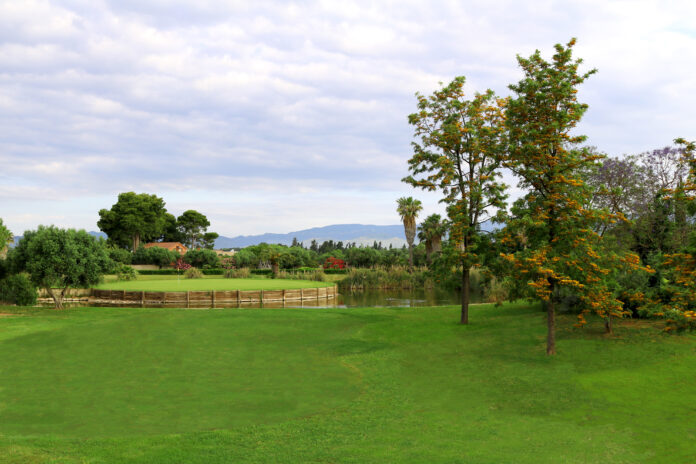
[201,232,219,249]
[11,226,111,309]
[177,210,211,249]
[418,214,448,266]
[404,76,507,324]
[98,192,169,251]
[183,248,220,269]
[0,218,12,259]
[501,39,644,353]
[159,213,185,243]
[396,197,423,269]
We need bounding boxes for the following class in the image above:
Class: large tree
[396,197,423,269]
[404,76,507,324]
[177,210,211,249]
[0,218,12,259]
[501,39,643,353]
[11,226,111,309]
[98,192,169,251]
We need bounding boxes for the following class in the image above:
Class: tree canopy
[404,76,507,324]
[98,192,169,251]
[11,226,111,308]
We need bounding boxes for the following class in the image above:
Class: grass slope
[96,276,333,291]
[0,303,694,463]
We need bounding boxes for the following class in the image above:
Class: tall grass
[338,266,434,290]
[275,269,327,282]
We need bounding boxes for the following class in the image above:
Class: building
[144,242,188,255]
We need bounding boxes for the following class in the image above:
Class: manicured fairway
[96,276,333,291]
[0,303,694,463]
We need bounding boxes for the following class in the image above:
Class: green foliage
[98,192,169,251]
[184,267,204,279]
[0,273,37,305]
[132,246,179,266]
[184,248,220,269]
[0,217,12,259]
[338,267,432,290]
[201,232,219,249]
[107,246,132,265]
[10,226,111,308]
[250,269,273,276]
[177,210,211,249]
[225,267,251,278]
[396,197,423,267]
[115,264,138,281]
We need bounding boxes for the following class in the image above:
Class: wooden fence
[89,285,338,308]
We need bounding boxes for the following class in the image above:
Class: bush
[108,247,132,265]
[115,264,138,281]
[184,267,203,279]
[184,249,220,269]
[225,268,251,278]
[250,269,273,276]
[0,273,37,306]
[137,269,179,275]
[132,246,179,266]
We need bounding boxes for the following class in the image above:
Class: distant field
[0,303,694,463]
[96,277,333,291]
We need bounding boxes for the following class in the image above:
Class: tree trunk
[46,287,67,310]
[132,232,141,252]
[460,267,470,324]
[546,283,556,355]
[605,315,613,334]
[407,244,414,269]
[271,261,279,277]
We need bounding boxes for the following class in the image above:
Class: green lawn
[0,303,694,463]
[96,276,333,291]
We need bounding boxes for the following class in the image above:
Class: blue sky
[1,0,694,236]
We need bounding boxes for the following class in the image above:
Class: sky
[1,0,695,237]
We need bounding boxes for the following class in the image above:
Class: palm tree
[396,197,423,268]
[418,214,448,266]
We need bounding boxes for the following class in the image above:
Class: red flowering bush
[323,257,346,270]
[174,258,192,271]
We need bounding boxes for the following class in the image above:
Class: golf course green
[0,302,694,463]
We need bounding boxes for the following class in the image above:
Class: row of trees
[97,192,218,251]
[400,38,694,354]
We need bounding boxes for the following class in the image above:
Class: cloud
[1,0,694,235]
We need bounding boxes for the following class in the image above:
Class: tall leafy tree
[11,226,111,309]
[396,197,423,269]
[404,76,507,324]
[0,218,12,259]
[98,192,169,251]
[501,39,645,352]
[177,210,211,249]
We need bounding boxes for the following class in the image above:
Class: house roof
[144,242,188,252]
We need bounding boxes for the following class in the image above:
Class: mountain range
[10,222,495,249]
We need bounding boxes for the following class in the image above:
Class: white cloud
[1,0,694,235]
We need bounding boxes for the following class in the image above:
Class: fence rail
[88,285,337,308]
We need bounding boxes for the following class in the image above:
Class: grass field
[0,303,694,463]
[96,276,334,291]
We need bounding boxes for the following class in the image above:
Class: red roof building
[144,242,188,255]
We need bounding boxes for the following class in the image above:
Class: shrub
[184,249,220,269]
[250,269,273,276]
[184,267,204,279]
[225,268,251,278]
[108,247,132,265]
[323,257,346,270]
[0,273,37,306]
[116,264,138,281]
[133,246,179,266]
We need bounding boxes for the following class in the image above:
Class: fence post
[141,290,145,307]
[187,291,190,308]
[212,291,216,309]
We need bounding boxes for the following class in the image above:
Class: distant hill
[214,221,495,248]
[214,224,409,248]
